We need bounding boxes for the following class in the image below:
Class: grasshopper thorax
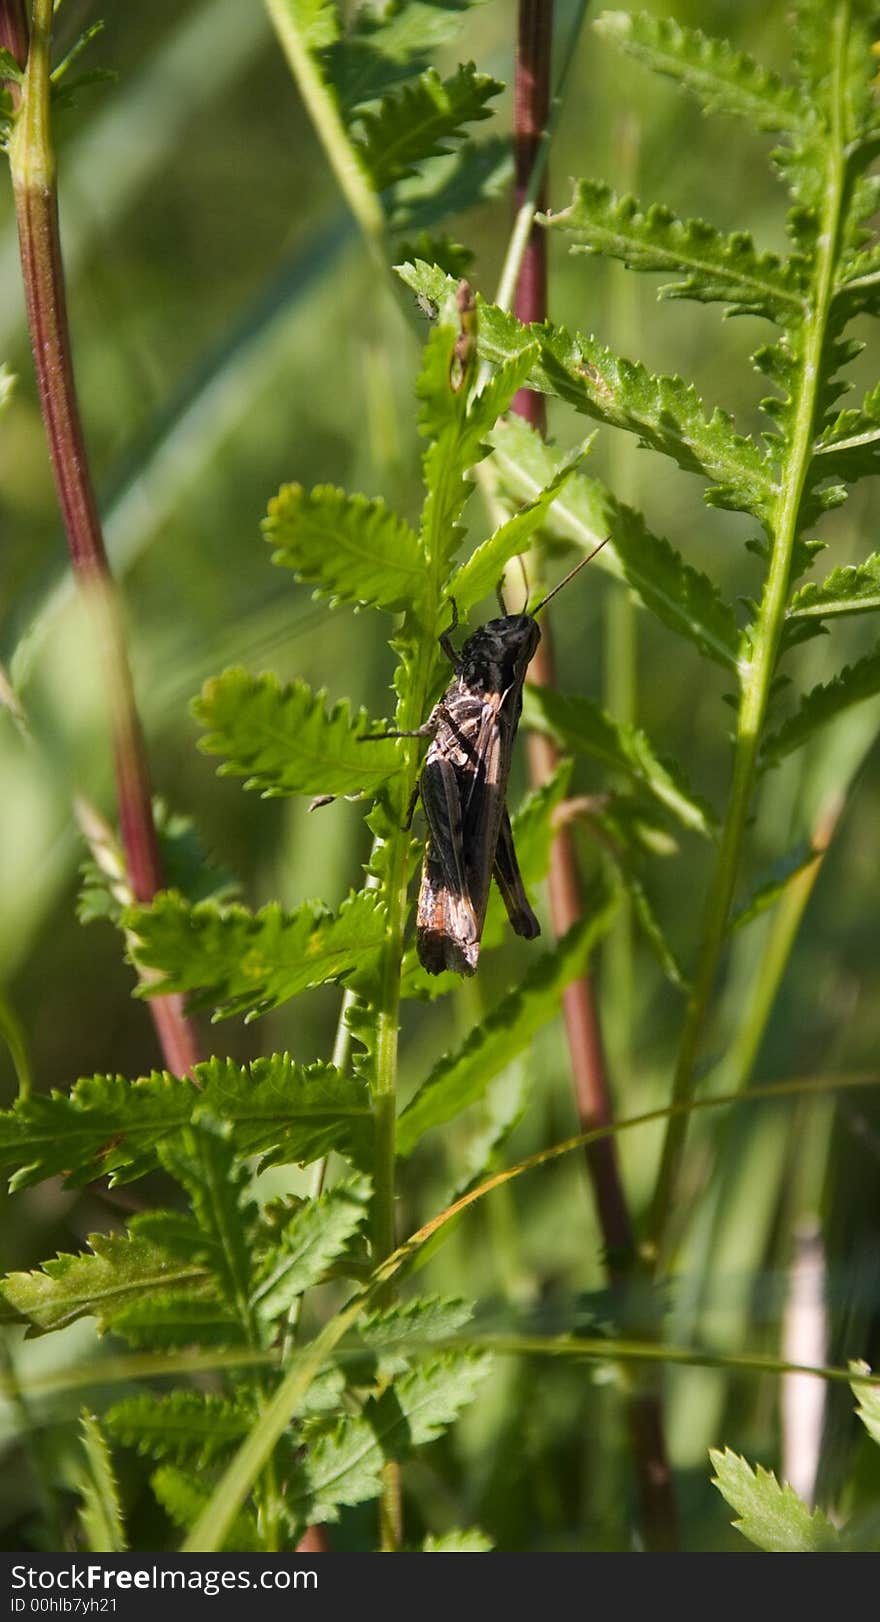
[458,613,541,693]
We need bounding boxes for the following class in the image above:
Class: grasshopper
[368,544,607,976]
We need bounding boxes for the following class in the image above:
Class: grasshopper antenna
[530,536,611,617]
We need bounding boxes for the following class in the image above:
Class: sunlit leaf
[449,440,589,614]
[265,484,424,614]
[787,554,880,621]
[710,1448,840,1551]
[0,1058,373,1191]
[422,1529,492,1551]
[0,1234,212,1336]
[547,179,806,321]
[398,261,774,518]
[194,669,402,800]
[126,891,386,1021]
[595,11,809,132]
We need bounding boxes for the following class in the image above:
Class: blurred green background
[1,0,879,1551]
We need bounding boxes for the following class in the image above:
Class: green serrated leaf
[595,11,809,133]
[0,1234,212,1336]
[788,553,880,620]
[193,669,402,800]
[448,441,589,614]
[285,1351,492,1528]
[730,843,820,931]
[414,318,539,586]
[709,1447,840,1551]
[265,483,424,614]
[151,1464,262,1552]
[422,1529,493,1552]
[194,1054,374,1172]
[158,1123,258,1329]
[105,1392,252,1469]
[357,1294,474,1354]
[762,644,880,764]
[128,1209,206,1264]
[397,898,616,1155]
[394,231,473,281]
[851,1360,880,1446]
[108,1294,244,1352]
[523,686,717,838]
[809,382,880,486]
[837,242,880,316]
[398,263,774,519]
[75,1412,127,1553]
[126,890,386,1021]
[546,179,806,321]
[0,1058,372,1192]
[295,1365,348,1418]
[281,0,339,51]
[418,318,536,462]
[351,63,502,193]
[615,867,689,990]
[251,1175,371,1324]
[389,137,512,234]
[489,416,741,669]
[0,47,23,83]
[372,1349,494,1450]
[327,1,474,116]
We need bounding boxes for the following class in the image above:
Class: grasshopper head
[458,613,541,692]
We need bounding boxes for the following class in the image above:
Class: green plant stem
[720,797,841,1092]
[371,840,406,1281]
[257,0,467,1547]
[646,3,851,1266]
[603,581,636,1042]
[11,1278,880,1408]
[6,0,201,1079]
[262,0,386,270]
[0,989,32,1098]
[366,591,448,1554]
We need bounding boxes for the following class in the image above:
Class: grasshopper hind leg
[493,809,540,940]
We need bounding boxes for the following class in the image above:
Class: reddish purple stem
[7,6,200,1078]
[0,0,27,69]
[512,0,678,1550]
